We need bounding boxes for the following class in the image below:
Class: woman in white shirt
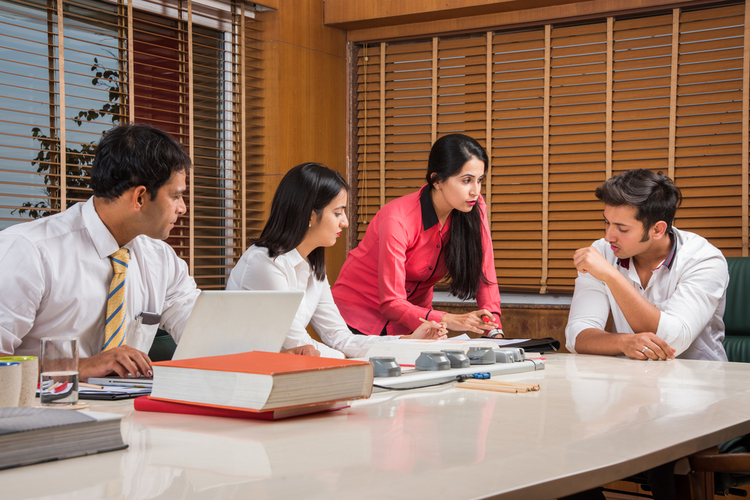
[227,162,447,358]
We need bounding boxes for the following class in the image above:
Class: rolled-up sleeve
[655,253,728,356]
[311,284,386,358]
[475,199,502,327]
[565,271,611,353]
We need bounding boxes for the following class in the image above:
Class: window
[353,2,749,293]
[0,0,262,288]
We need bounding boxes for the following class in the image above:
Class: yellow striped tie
[103,248,130,352]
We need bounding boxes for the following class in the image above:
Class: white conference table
[5,354,750,500]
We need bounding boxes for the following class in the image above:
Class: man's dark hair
[595,169,682,234]
[254,162,349,281]
[92,124,191,200]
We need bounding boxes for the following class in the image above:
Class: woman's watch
[488,329,504,338]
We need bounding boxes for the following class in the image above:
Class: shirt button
[436,244,440,248]
[429,266,433,270]
[407,288,411,293]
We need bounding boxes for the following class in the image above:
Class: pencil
[418,317,448,335]
[79,382,104,390]
[459,382,519,393]
[481,380,540,391]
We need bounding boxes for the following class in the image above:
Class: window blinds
[354,2,750,293]
[0,0,261,288]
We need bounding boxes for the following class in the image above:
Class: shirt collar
[420,185,439,230]
[82,197,123,259]
[287,248,305,267]
[655,232,677,271]
[616,232,678,272]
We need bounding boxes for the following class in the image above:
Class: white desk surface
[6,354,750,500]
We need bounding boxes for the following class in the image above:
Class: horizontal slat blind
[0,0,258,289]
[244,19,264,247]
[492,29,546,290]
[674,4,746,256]
[355,42,382,240]
[547,22,609,290]
[383,40,433,202]
[354,2,750,293]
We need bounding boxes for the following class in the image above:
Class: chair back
[723,257,750,362]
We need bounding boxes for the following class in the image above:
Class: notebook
[171,290,304,361]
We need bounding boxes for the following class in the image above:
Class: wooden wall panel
[326,0,549,29]
[254,0,349,282]
[340,0,728,43]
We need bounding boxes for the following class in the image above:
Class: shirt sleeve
[0,235,45,354]
[655,252,728,356]
[229,252,346,359]
[158,249,201,342]
[376,213,431,332]
[475,198,502,327]
[565,271,612,353]
[310,283,386,358]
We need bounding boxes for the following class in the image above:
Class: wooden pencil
[79,382,104,390]
[482,380,540,391]
[458,382,520,393]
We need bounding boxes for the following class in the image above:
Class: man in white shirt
[565,169,728,362]
[0,124,201,379]
[0,124,315,380]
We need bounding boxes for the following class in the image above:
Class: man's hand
[573,246,615,282]
[441,309,498,334]
[620,332,675,361]
[282,345,320,356]
[79,346,152,380]
[403,320,448,341]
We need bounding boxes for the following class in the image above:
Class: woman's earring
[309,222,311,227]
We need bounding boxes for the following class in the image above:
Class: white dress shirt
[0,198,200,358]
[226,245,403,358]
[565,227,728,361]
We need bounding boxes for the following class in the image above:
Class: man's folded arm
[653,254,728,356]
[565,272,611,353]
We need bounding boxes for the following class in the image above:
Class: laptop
[171,289,304,360]
[89,290,303,387]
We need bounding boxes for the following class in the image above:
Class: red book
[150,351,374,412]
[134,396,349,421]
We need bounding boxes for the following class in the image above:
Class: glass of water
[40,337,79,406]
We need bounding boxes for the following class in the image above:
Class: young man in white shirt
[0,124,313,380]
[565,169,728,362]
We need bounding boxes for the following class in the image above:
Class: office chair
[686,256,750,499]
[147,329,177,362]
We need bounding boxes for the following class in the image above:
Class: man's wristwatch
[488,329,504,338]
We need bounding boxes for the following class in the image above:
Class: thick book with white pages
[0,407,126,470]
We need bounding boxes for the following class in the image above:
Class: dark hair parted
[595,169,682,234]
[426,134,494,300]
[254,162,349,281]
[92,123,191,201]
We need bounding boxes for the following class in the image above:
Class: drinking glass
[40,337,78,406]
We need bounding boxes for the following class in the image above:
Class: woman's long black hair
[427,134,493,300]
[254,162,349,281]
